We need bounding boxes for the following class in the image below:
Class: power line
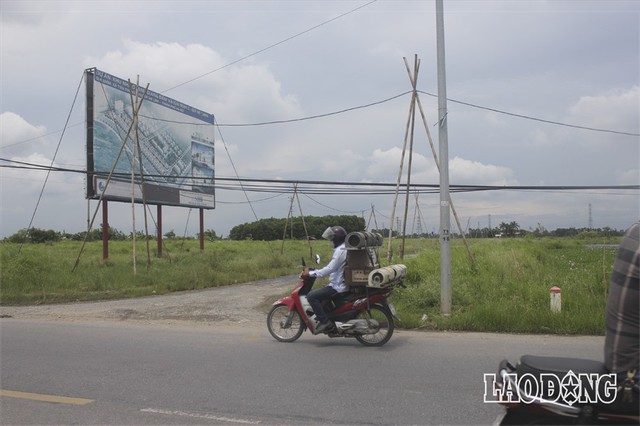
[215,91,411,127]
[301,193,364,215]
[418,91,640,137]
[160,0,379,94]
[3,88,636,153]
[128,89,639,137]
[2,157,637,196]
[18,74,85,254]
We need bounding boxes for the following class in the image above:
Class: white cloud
[365,147,432,183]
[0,112,48,155]
[2,151,82,199]
[85,39,302,123]
[86,40,221,89]
[2,152,55,190]
[526,128,554,147]
[363,149,516,186]
[484,111,508,127]
[566,86,640,136]
[616,168,640,185]
[450,156,517,185]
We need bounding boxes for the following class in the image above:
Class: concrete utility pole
[436,0,451,315]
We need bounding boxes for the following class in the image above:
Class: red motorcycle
[266,262,403,347]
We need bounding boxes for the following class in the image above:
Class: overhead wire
[2,157,637,196]
[83,88,638,137]
[3,88,635,156]
[301,192,367,215]
[215,124,263,222]
[160,0,379,94]
[214,91,412,127]
[418,91,640,137]
[17,72,85,253]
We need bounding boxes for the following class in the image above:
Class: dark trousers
[307,285,338,324]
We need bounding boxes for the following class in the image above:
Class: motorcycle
[492,355,639,425]
[266,260,404,347]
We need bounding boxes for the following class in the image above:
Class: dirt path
[0,275,298,329]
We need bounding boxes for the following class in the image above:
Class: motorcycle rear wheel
[354,304,394,347]
[267,304,304,342]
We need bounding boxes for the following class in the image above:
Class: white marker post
[550,286,562,313]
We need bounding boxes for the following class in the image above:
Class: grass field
[392,237,618,334]
[0,235,621,334]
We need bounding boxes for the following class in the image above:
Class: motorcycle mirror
[315,254,321,264]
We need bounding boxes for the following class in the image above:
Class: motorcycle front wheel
[267,304,304,342]
[355,304,394,347]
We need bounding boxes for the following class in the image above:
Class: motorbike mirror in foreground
[315,254,321,264]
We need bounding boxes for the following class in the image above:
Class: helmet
[322,226,347,246]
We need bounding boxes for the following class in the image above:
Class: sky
[1,0,639,239]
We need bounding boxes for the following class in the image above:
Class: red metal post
[199,208,205,253]
[102,200,109,263]
[157,205,162,258]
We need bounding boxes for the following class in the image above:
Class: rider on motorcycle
[302,226,348,334]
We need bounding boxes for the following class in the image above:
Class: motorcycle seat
[516,355,611,408]
[518,355,608,377]
[517,356,639,417]
[330,286,389,310]
[330,290,363,308]
[330,292,348,306]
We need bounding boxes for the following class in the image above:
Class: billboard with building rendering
[85,68,215,209]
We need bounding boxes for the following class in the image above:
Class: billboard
[85,68,215,209]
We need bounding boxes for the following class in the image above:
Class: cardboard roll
[367,264,407,287]
[345,231,383,249]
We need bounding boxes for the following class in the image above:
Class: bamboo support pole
[402,55,477,268]
[72,82,150,272]
[386,87,415,263]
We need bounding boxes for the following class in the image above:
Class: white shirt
[310,242,348,293]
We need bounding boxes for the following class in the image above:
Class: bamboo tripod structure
[72,77,153,273]
[386,55,476,268]
[280,183,313,259]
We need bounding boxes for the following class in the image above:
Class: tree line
[228,215,366,241]
[2,226,221,244]
[464,222,625,238]
[3,219,626,244]
[1,215,365,244]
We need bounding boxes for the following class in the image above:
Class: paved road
[1,318,604,425]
